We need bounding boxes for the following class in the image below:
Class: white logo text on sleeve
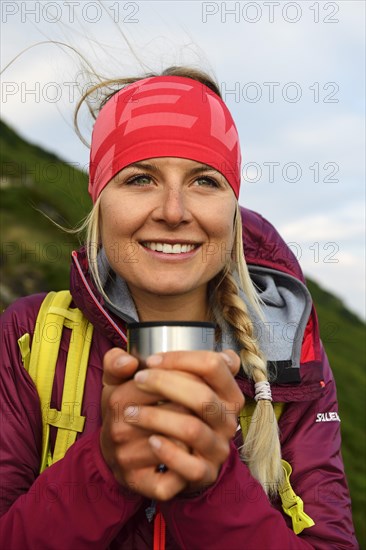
[315,412,341,422]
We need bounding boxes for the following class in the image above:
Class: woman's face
[99,157,236,306]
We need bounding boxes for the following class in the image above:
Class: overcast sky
[1,0,365,319]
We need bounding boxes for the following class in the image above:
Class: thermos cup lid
[128,321,216,328]
[127,321,216,360]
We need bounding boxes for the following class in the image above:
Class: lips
[141,242,199,254]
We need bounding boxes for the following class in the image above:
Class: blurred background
[1,0,365,545]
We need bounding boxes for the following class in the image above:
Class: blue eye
[125,174,152,186]
[195,176,220,187]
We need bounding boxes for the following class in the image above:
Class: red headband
[88,75,241,202]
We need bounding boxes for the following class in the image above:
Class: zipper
[71,251,128,344]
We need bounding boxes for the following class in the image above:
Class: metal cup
[127,321,216,367]
[127,321,216,473]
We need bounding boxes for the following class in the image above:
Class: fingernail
[149,435,162,450]
[220,352,233,365]
[146,354,163,366]
[124,405,139,419]
[115,355,130,368]
[134,370,148,383]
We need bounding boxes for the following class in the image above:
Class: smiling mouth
[141,242,199,254]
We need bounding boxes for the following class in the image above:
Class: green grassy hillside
[0,119,92,301]
[306,279,365,546]
[1,119,365,546]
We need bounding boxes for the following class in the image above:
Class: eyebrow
[189,164,221,175]
[125,162,159,173]
[125,161,221,176]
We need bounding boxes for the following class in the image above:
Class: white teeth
[143,242,196,254]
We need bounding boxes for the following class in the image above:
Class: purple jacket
[0,208,358,549]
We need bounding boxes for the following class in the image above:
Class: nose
[152,185,192,227]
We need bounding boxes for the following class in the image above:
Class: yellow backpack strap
[18,291,93,473]
[50,304,93,465]
[18,333,31,372]
[28,291,67,471]
[279,460,315,534]
[239,399,315,535]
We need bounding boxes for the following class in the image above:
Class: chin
[150,285,192,297]
[142,281,201,297]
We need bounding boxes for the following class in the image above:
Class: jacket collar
[70,248,128,349]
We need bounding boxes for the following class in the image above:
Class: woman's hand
[126,349,244,498]
[100,348,188,499]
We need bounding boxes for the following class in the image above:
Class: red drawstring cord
[153,505,166,550]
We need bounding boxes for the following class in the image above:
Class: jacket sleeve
[161,445,315,550]
[0,297,143,549]
[161,347,358,550]
[278,347,358,549]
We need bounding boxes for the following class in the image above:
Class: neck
[129,287,210,322]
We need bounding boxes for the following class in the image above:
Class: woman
[0,67,358,549]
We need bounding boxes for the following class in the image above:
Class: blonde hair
[211,206,283,495]
[78,67,283,496]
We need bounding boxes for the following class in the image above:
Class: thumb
[221,349,241,376]
[102,348,139,386]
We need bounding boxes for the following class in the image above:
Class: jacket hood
[240,208,305,280]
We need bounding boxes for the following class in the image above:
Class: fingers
[145,350,242,402]
[101,348,163,422]
[128,467,187,501]
[103,348,139,386]
[124,405,229,462]
[101,351,195,501]
[111,438,160,472]
[100,348,243,500]
[221,349,242,376]
[133,368,243,437]
[148,435,225,490]
[100,382,166,480]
